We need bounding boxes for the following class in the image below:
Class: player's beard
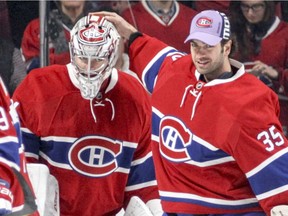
[196,56,226,81]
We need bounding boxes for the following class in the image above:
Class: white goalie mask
[69,15,120,100]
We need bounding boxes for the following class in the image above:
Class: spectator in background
[121,0,197,53]
[0,38,26,96]
[194,0,230,14]
[88,1,138,16]
[229,0,288,136]
[95,1,139,77]
[194,0,282,18]
[110,0,135,14]
[21,0,91,73]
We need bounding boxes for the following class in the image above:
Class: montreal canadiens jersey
[0,78,38,215]
[12,64,158,215]
[128,35,288,215]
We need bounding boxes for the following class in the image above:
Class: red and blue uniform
[128,34,288,215]
[13,64,158,215]
[0,77,38,215]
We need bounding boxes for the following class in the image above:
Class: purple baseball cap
[184,10,231,46]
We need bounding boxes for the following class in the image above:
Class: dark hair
[229,1,276,61]
[221,39,235,57]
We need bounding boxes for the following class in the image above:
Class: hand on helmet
[88,11,138,40]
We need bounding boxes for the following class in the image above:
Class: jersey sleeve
[129,34,185,94]
[0,107,21,215]
[0,78,38,215]
[12,73,41,163]
[124,92,159,207]
[229,89,288,214]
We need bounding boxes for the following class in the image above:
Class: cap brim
[184,32,222,46]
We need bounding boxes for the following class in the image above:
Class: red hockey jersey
[128,34,288,215]
[13,64,158,215]
[194,1,230,14]
[121,0,197,53]
[21,18,70,65]
[0,78,38,215]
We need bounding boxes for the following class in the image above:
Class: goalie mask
[69,15,120,100]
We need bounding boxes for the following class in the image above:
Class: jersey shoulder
[13,64,70,102]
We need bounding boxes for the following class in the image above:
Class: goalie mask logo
[79,23,107,44]
[68,136,122,177]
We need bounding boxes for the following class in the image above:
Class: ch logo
[196,17,213,28]
[68,136,122,177]
[159,116,193,162]
[79,24,107,43]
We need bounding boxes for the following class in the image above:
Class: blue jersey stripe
[127,156,156,186]
[160,193,259,210]
[144,48,178,93]
[248,152,288,196]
